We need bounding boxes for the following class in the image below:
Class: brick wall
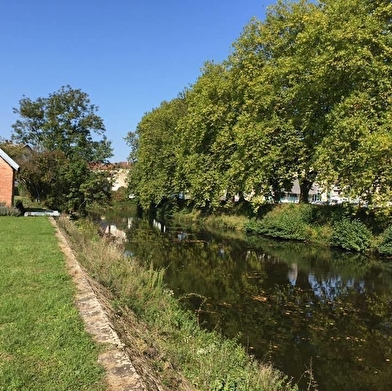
[0,157,15,207]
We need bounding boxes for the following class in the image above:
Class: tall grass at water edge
[57,216,299,391]
[173,209,249,233]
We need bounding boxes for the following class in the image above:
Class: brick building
[0,148,20,207]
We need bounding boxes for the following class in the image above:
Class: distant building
[111,162,130,191]
[280,180,320,203]
[0,148,20,207]
[89,161,131,191]
[0,142,33,163]
[280,180,351,204]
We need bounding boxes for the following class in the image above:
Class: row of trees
[126,0,392,211]
[2,85,113,213]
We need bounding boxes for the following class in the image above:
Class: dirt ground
[50,218,194,391]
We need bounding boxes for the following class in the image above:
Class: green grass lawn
[0,217,106,391]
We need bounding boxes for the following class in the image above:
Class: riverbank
[57,215,300,391]
[172,203,392,257]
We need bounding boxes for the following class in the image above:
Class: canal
[107,214,392,391]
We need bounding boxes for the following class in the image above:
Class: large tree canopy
[315,0,392,203]
[12,85,113,162]
[125,95,188,210]
[126,0,392,211]
[176,61,240,208]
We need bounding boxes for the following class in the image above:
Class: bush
[204,214,248,232]
[330,218,372,252]
[111,186,129,202]
[0,205,20,216]
[245,204,312,241]
[376,226,392,256]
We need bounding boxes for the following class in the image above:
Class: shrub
[245,204,312,241]
[204,214,248,232]
[111,186,129,202]
[330,218,372,252]
[376,226,392,256]
[0,205,20,216]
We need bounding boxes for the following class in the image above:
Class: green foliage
[10,86,113,214]
[79,169,112,212]
[126,96,187,210]
[17,150,111,213]
[12,85,112,162]
[203,214,249,232]
[245,204,313,241]
[330,218,372,252]
[314,0,392,200]
[126,0,392,213]
[376,226,392,256]
[176,62,241,208]
[111,186,129,202]
[0,142,31,163]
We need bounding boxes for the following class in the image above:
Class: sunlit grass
[0,217,105,391]
[203,214,249,232]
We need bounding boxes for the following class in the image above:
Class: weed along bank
[0,148,19,207]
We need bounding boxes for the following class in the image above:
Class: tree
[17,150,67,204]
[228,1,329,204]
[11,86,113,213]
[17,150,111,213]
[125,95,188,210]
[127,0,392,210]
[12,85,112,162]
[176,62,240,209]
[227,17,299,204]
[314,0,392,205]
[0,142,32,164]
[227,0,392,205]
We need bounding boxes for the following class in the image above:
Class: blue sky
[0,0,270,162]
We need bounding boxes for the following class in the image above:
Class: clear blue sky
[0,0,270,162]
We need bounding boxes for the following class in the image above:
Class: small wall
[0,157,15,207]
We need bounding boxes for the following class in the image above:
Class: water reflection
[98,216,133,241]
[288,263,298,286]
[307,273,366,301]
[123,217,392,391]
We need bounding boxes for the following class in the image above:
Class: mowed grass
[0,217,106,391]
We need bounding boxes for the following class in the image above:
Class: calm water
[112,216,392,391]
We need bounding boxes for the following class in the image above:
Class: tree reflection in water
[124,218,392,391]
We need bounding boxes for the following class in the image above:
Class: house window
[288,193,298,202]
[311,193,320,202]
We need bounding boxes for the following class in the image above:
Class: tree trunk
[299,180,312,203]
[271,181,283,203]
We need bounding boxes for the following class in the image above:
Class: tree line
[1,85,113,214]
[126,0,392,212]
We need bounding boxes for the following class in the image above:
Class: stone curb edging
[49,217,146,391]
